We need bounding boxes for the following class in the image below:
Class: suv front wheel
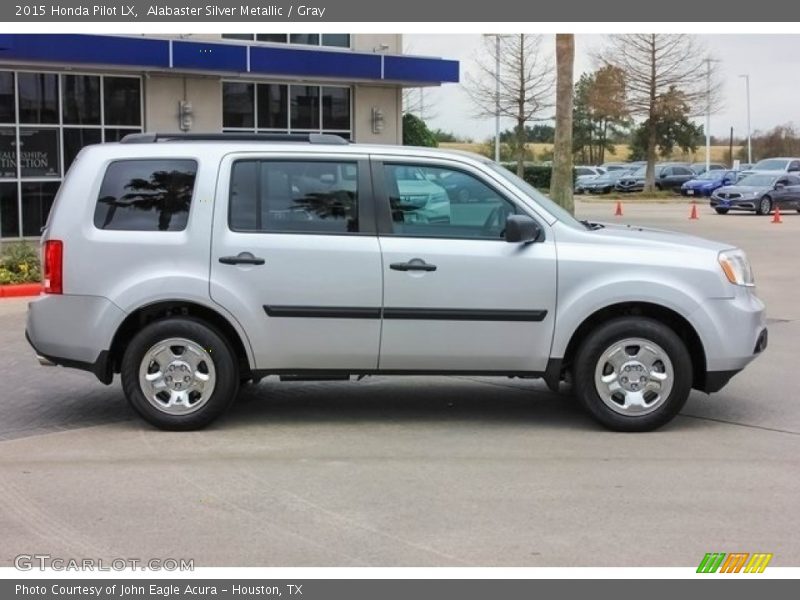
[121,318,239,430]
[573,317,692,431]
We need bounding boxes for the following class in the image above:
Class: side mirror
[775,182,786,190]
[722,179,731,185]
[505,215,542,244]
[660,172,668,178]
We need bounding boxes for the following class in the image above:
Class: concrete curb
[0,283,42,298]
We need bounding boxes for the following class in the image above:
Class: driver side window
[382,163,518,240]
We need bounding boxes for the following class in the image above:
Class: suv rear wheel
[573,317,692,431]
[121,318,239,430]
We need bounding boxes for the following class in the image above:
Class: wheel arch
[108,300,254,378]
[559,301,708,391]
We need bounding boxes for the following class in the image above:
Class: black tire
[714,208,729,215]
[755,196,772,215]
[573,317,692,432]
[121,317,240,430]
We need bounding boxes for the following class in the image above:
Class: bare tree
[551,34,575,213]
[597,34,721,192]
[467,34,554,175]
[402,87,438,121]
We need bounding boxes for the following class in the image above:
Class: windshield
[752,159,790,171]
[485,162,585,228]
[737,174,777,187]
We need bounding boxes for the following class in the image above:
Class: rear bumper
[25,294,123,384]
[25,330,113,384]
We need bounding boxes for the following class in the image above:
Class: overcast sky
[405,34,798,142]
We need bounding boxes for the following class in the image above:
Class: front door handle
[390,258,437,272]
[219,252,265,266]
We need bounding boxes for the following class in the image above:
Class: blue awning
[0,34,459,86]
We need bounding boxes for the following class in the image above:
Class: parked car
[690,162,727,175]
[599,162,631,172]
[579,167,636,194]
[740,157,800,177]
[574,166,606,194]
[26,132,767,432]
[710,173,800,215]
[681,170,739,197]
[615,163,696,192]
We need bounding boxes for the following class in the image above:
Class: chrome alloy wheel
[593,337,674,416]
[138,337,216,415]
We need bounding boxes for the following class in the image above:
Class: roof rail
[119,132,349,145]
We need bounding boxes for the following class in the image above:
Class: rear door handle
[390,258,437,272]
[219,252,265,266]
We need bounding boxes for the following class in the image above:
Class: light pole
[739,74,752,164]
[704,58,712,173]
[483,34,503,162]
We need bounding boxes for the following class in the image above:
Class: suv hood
[589,222,732,253]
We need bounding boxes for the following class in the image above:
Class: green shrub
[503,164,553,189]
[0,242,41,285]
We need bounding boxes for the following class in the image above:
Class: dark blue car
[681,170,739,197]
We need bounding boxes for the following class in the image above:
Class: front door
[373,159,557,372]
[210,154,382,370]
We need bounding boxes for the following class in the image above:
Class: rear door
[372,157,557,372]
[210,153,382,370]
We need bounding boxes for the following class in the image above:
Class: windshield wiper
[580,220,605,230]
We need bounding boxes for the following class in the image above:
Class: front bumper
[710,197,758,210]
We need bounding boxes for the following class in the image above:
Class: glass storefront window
[322,35,350,48]
[0,72,14,123]
[62,75,101,125]
[290,86,320,130]
[322,87,351,131]
[0,128,16,178]
[223,82,255,128]
[18,73,59,124]
[257,84,288,130]
[0,182,19,238]
[63,128,102,171]
[21,181,59,237]
[104,77,142,126]
[223,34,349,48]
[0,70,142,238]
[19,128,60,178]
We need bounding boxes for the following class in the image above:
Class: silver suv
[26,133,768,432]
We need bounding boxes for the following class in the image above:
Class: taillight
[43,240,63,294]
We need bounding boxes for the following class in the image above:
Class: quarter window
[229,160,359,234]
[382,164,519,240]
[94,160,197,232]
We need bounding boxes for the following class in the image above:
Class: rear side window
[94,159,197,231]
[229,160,358,233]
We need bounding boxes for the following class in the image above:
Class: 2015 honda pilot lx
[26,133,768,431]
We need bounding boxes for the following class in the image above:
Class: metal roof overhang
[0,34,460,86]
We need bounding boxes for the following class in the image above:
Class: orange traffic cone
[772,206,783,224]
[689,201,698,220]
[614,200,623,216]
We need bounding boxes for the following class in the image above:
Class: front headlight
[718,249,755,287]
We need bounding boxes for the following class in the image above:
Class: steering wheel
[482,204,514,238]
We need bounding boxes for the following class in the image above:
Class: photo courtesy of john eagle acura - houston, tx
[25,133,768,432]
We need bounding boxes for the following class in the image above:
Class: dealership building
[0,33,459,239]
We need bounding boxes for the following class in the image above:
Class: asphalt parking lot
[1,200,798,567]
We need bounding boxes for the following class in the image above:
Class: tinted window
[290,34,320,45]
[257,84,288,129]
[0,72,14,123]
[674,167,693,176]
[63,128,102,171]
[103,77,141,126]
[256,34,287,43]
[290,86,320,129]
[322,87,350,130]
[383,164,519,239]
[222,82,254,128]
[21,181,59,236]
[62,75,101,125]
[17,73,59,124]
[322,34,350,48]
[18,128,59,177]
[94,160,197,231]
[0,182,19,238]
[0,128,16,178]
[230,160,358,234]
